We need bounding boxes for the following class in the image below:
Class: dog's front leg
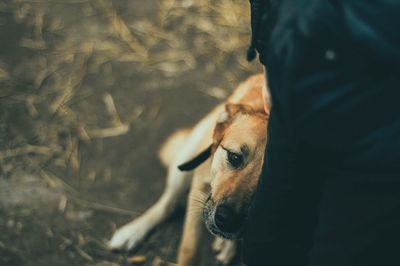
[177,173,209,266]
[212,237,237,265]
[109,165,191,251]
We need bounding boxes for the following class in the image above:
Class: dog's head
[179,103,268,239]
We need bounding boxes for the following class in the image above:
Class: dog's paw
[212,238,236,265]
[108,222,147,251]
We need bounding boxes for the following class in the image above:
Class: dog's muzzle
[203,196,245,240]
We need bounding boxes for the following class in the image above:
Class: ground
[0,1,260,265]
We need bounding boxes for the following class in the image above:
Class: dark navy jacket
[243,1,400,265]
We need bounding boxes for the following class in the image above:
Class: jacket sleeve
[342,1,400,64]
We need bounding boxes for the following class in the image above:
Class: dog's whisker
[189,194,207,205]
[190,194,205,200]
[188,208,204,216]
[190,193,206,201]
[190,203,205,210]
[189,198,206,205]
[188,207,203,213]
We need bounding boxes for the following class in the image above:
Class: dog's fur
[109,74,270,265]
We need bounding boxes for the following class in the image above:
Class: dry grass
[0,0,255,175]
[0,3,259,264]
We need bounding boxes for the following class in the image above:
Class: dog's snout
[214,204,242,233]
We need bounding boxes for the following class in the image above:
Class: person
[242,1,400,266]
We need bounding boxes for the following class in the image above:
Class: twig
[0,145,60,160]
[74,246,93,262]
[103,93,123,126]
[95,0,148,59]
[87,124,130,139]
[152,256,178,266]
[0,241,23,256]
[69,196,137,216]
[40,170,137,216]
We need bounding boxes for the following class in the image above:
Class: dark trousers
[308,175,400,266]
[243,174,400,266]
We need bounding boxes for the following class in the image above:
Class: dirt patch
[0,0,261,265]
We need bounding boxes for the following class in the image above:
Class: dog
[108,74,270,265]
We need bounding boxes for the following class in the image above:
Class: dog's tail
[159,128,192,167]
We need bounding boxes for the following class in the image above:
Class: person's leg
[308,175,400,266]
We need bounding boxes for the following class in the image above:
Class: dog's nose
[214,204,242,233]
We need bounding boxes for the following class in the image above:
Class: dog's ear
[177,103,248,172]
[178,144,212,171]
[226,102,269,120]
[213,103,247,148]
[225,103,243,117]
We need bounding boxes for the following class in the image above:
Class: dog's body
[109,74,270,265]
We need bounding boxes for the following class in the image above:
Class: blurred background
[0,0,261,265]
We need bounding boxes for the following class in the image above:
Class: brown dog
[109,74,270,265]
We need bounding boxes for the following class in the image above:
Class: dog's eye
[227,151,243,169]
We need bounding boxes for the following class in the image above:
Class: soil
[0,1,260,265]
